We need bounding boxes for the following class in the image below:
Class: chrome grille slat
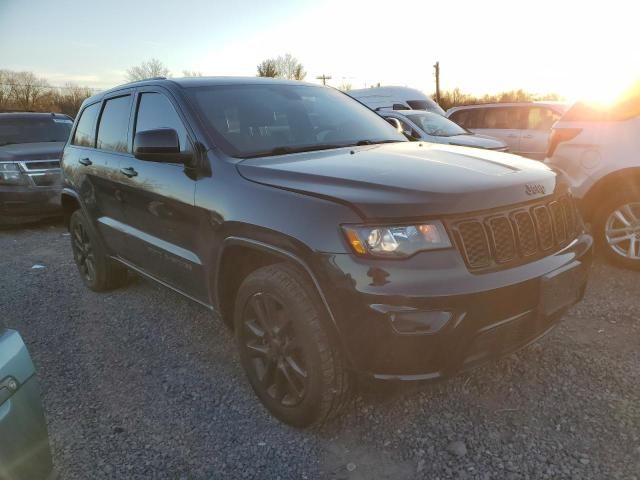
[450,194,580,272]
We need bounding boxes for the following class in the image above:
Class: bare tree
[0,70,11,110]
[257,59,278,78]
[337,82,352,92]
[126,58,171,82]
[182,70,203,77]
[8,71,49,110]
[275,54,306,80]
[53,83,94,116]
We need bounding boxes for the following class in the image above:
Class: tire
[234,263,351,428]
[593,191,640,270]
[69,209,128,291]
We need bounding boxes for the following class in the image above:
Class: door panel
[476,107,525,154]
[118,90,203,300]
[118,161,202,298]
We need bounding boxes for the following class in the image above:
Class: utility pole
[433,61,440,104]
[316,74,332,86]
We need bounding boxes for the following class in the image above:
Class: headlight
[0,162,27,186]
[342,221,452,258]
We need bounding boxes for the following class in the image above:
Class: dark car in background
[0,112,72,225]
[60,77,591,428]
[0,319,54,480]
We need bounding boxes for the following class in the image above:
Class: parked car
[447,102,568,160]
[61,77,592,428]
[379,109,508,151]
[0,112,72,225]
[0,320,54,480]
[348,86,446,115]
[545,98,640,269]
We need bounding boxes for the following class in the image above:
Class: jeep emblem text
[525,184,546,196]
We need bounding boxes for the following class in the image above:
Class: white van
[347,86,446,115]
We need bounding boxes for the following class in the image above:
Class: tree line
[1,57,563,117]
[0,70,94,117]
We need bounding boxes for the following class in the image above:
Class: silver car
[380,110,508,151]
[447,102,568,159]
[546,98,640,270]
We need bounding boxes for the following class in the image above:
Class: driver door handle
[78,158,92,166]
[120,167,138,178]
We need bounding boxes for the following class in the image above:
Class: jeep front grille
[449,194,581,272]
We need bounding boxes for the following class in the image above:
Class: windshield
[407,112,468,137]
[187,84,406,158]
[406,99,446,115]
[0,117,72,146]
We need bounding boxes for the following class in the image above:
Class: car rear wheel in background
[69,209,128,291]
[593,192,640,270]
[234,263,351,428]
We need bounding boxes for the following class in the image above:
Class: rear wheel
[593,192,640,270]
[234,263,351,428]
[69,209,128,291]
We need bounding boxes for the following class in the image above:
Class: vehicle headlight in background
[343,221,452,257]
[0,162,27,186]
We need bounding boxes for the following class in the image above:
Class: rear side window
[72,103,100,147]
[97,96,132,153]
[526,107,560,130]
[452,108,484,129]
[482,107,523,129]
[135,93,190,153]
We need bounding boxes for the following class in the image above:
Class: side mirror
[133,128,185,163]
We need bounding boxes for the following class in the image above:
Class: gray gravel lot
[1,220,639,479]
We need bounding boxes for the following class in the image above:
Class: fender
[216,236,354,367]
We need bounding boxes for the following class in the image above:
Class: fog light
[390,310,452,334]
[371,305,452,335]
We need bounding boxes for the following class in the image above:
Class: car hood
[0,142,65,162]
[444,133,507,150]
[237,142,561,220]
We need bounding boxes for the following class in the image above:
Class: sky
[1,0,638,103]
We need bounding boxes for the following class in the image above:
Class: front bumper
[315,232,593,380]
[0,185,62,223]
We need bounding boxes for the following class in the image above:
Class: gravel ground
[1,220,639,479]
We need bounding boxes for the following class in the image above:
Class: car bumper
[0,185,62,223]
[315,232,593,380]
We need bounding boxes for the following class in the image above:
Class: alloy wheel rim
[605,202,640,260]
[242,292,308,407]
[72,222,96,282]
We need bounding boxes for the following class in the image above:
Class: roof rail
[120,76,167,87]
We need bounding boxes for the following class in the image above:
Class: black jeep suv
[61,77,592,427]
[0,112,72,224]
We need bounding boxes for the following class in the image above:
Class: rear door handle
[78,158,92,166]
[523,134,534,139]
[120,167,138,178]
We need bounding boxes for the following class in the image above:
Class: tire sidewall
[69,209,104,289]
[234,267,329,427]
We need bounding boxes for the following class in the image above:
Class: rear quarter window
[72,103,101,147]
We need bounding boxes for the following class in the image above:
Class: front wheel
[234,263,351,428]
[69,209,128,291]
[593,192,640,270]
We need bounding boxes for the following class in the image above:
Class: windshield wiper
[351,139,403,146]
[242,144,346,159]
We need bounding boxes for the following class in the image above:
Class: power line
[0,82,103,92]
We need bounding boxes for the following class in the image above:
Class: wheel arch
[60,188,81,228]
[214,237,339,331]
[581,168,640,222]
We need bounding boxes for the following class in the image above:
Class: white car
[447,102,568,160]
[545,99,640,269]
[379,110,508,151]
[347,86,446,115]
